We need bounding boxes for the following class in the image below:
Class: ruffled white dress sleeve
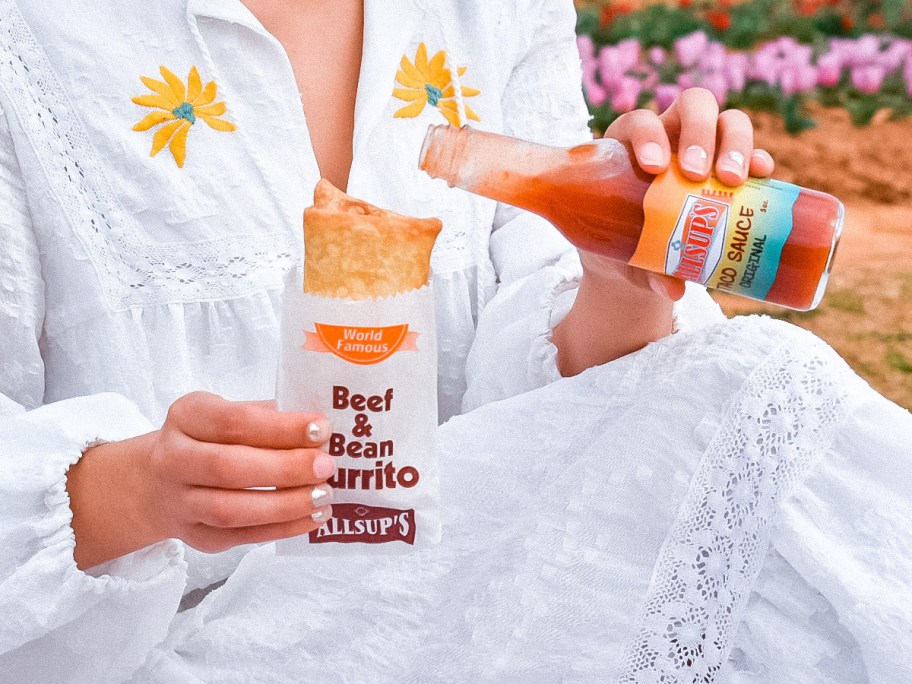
[0,103,189,682]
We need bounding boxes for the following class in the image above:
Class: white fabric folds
[0,395,187,683]
[127,317,912,682]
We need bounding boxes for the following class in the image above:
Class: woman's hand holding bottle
[421,88,790,375]
[588,87,776,297]
[553,88,776,376]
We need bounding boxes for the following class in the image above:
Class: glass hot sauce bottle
[419,125,843,311]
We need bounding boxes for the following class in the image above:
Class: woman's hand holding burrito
[67,392,336,569]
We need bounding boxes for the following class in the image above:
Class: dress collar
[185,0,426,153]
[185,0,268,35]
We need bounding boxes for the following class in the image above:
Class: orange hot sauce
[419,126,842,311]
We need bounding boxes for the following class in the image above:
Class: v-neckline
[239,0,364,192]
[190,0,425,196]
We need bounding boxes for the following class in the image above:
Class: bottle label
[630,164,799,300]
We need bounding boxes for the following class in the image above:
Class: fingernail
[638,141,665,168]
[718,150,746,178]
[306,419,331,443]
[680,145,708,175]
[311,506,332,523]
[751,149,773,166]
[313,454,336,480]
[311,484,333,507]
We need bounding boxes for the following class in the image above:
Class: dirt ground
[711,105,912,410]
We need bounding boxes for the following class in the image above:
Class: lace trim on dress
[0,0,294,310]
[616,337,849,683]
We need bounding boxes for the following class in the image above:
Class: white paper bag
[276,268,440,553]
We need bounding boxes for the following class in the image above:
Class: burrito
[276,180,442,552]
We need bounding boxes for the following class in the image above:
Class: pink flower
[579,53,599,87]
[699,42,727,72]
[798,64,818,92]
[617,38,642,72]
[677,71,697,90]
[851,64,886,94]
[611,76,642,113]
[780,65,802,96]
[577,34,596,61]
[582,72,608,107]
[655,84,681,113]
[675,31,708,69]
[700,72,729,105]
[816,52,842,87]
[792,45,814,64]
[648,46,667,66]
[879,41,912,72]
[598,46,625,88]
[781,63,818,95]
[724,54,748,92]
[749,51,780,86]
[775,36,799,54]
[852,35,882,67]
[639,67,659,91]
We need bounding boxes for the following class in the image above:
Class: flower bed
[577,1,912,133]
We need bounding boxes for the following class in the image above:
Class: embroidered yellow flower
[132,66,236,168]
[394,43,480,127]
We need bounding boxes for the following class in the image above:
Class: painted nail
[751,149,773,167]
[311,484,333,507]
[680,145,708,175]
[306,419,331,443]
[313,454,336,480]
[311,506,331,523]
[638,141,665,168]
[718,150,746,177]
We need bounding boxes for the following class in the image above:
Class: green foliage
[780,94,818,134]
[722,2,773,49]
[881,0,907,28]
[726,87,816,134]
[825,288,866,314]
[606,5,706,49]
[579,0,908,50]
[813,10,850,39]
[817,72,912,127]
[727,82,782,112]
[576,6,600,39]
[886,349,912,373]
[589,107,622,136]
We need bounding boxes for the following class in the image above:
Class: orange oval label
[310,324,414,365]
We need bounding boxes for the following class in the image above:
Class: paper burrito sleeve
[276,180,442,553]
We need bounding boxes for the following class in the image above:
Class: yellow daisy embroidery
[394,43,481,127]
[132,66,236,168]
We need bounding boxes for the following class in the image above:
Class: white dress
[0,1,910,682]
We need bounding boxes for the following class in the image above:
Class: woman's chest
[241,0,364,191]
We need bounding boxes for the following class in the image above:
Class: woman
[1,0,910,681]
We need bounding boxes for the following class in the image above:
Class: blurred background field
[574,0,912,409]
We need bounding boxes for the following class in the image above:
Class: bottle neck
[419,126,652,263]
[419,124,466,186]
[419,125,562,209]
